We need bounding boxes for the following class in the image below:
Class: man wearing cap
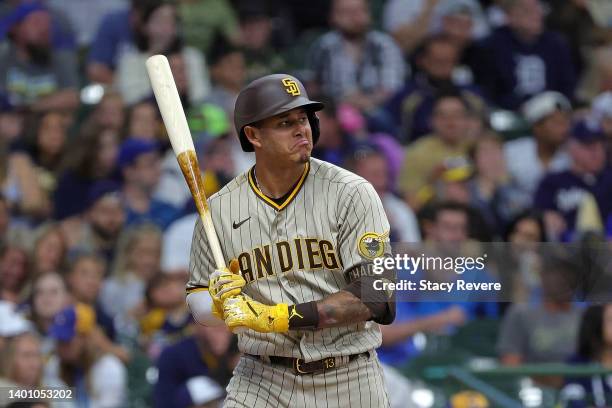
[118,138,179,230]
[503,91,572,215]
[187,73,395,406]
[534,120,612,241]
[60,180,125,264]
[0,3,78,111]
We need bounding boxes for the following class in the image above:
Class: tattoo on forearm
[316,290,372,328]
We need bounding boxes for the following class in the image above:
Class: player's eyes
[298,116,308,124]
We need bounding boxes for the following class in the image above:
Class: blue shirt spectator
[534,121,612,241]
[469,0,576,109]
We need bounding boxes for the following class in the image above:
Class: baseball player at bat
[186,74,395,407]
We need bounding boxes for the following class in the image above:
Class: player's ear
[244,125,263,149]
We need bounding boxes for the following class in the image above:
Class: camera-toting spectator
[504,91,572,215]
[534,120,612,242]
[385,34,486,143]
[0,3,78,111]
[470,0,576,109]
[306,0,406,112]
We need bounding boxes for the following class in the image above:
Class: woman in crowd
[100,223,162,321]
[115,0,209,106]
[8,110,71,220]
[53,124,120,220]
[27,272,70,355]
[0,332,45,407]
[30,223,67,276]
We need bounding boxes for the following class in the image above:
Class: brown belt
[246,352,370,375]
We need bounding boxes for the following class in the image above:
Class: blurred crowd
[2,0,612,406]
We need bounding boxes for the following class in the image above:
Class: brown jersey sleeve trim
[247,161,310,211]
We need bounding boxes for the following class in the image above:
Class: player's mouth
[293,138,310,150]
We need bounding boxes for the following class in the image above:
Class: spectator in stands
[0,245,29,304]
[306,0,405,111]
[0,333,44,391]
[44,303,127,407]
[60,181,125,264]
[154,323,239,408]
[385,34,486,142]
[500,211,545,305]
[126,101,162,142]
[504,91,572,215]
[206,35,246,116]
[28,272,70,353]
[53,124,119,220]
[83,91,126,134]
[100,223,161,321]
[497,254,583,365]
[13,110,72,219]
[0,3,79,111]
[468,133,515,232]
[580,47,612,102]
[65,253,116,341]
[46,0,127,48]
[118,138,179,229]
[534,120,612,242]
[140,273,191,359]
[562,304,612,407]
[178,0,239,55]
[383,0,488,55]
[236,2,287,82]
[399,91,472,210]
[470,0,576,109]
[115,0,210,107]
[30,223,66,276]
[87,0,156,84]
[349,144,421,243]
[379,202,499,367]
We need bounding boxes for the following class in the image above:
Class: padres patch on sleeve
[357,231,389,260]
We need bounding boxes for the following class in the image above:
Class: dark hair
[432,88,470,112]
[415,34,457,61]
[61,123,117,180]
[22,110,66,171]
[577,305,606,361]
[133,0,182,52]
[208,31,242,66]
[431,201,469,221]
[503,211,546,242]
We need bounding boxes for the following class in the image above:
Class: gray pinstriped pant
[224,351,390,407]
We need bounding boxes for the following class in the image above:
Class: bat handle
[199,212,226,270]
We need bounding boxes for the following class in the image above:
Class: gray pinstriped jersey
[188,158,391,361]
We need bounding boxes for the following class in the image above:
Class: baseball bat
[145,55,226,271]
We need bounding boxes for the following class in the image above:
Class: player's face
[254,108,313,164]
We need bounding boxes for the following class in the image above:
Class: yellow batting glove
[209,259,245,302]
[223,294,289,333]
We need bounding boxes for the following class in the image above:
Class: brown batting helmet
[234,74,324,152]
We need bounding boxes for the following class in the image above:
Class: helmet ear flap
[308,111,320,146]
